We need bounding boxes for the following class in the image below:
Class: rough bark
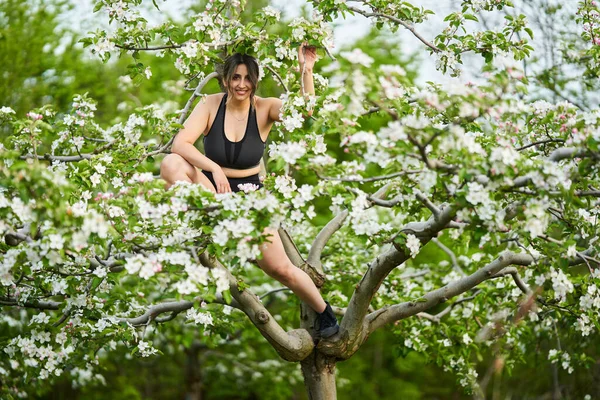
[199,253,314,361]
[301,351,337,400]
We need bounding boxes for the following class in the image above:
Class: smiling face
[220,53,260,106]
[226,64,253,102]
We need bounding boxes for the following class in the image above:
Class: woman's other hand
[212,167,232,193]
[299,43,317,72]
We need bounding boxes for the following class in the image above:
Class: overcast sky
[68,0,571,88]
[69,0,465,83]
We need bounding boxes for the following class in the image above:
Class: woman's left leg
[257,227,327,313]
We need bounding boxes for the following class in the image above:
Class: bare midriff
[221,165,261,178]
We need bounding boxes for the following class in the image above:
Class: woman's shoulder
[198,93,226,113]
[255,95,282,109]
[204,92,226,103]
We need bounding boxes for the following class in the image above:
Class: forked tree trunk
[300,351,337,400]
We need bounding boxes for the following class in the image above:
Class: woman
[160,45,339,339]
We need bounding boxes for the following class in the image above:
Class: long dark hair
[218,53,260,107]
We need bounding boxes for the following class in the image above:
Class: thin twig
[432,238,466,276]
[516,138,566,151]
[316,169,423,183]
[264,65,289,92]
[346,5,441,53]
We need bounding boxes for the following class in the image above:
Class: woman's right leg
[160,153,216,192]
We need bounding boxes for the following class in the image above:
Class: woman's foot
[315,301,340,339]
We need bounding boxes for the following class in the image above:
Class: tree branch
[199,252,314,362]
[307,210,349,271]
[148,71,219,157]
[346,5,441,53]
[259,287,292,300]
[321,203,458,357]
[491,267,532,294]
[0,296,61,310]
[366,251,533,334]
[417,291,480,323]
[264,65,289,92]
[316,169,423,183]
[516,138,565,151]
[117,292,239,327]
[415,192,440,220]
[115,43,183,51]
[431,238,466,276]
[19,154,92,162]
[278,228,306,268]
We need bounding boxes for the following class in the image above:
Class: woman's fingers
[217,182,231,193]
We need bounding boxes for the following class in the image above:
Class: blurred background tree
[2,0,599,399]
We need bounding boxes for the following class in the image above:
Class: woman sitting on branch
[160,44,339,339]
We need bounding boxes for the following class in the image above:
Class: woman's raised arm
[267,43,318,122]
[298,43,317,99]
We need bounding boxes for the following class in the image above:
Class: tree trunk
[301,351,337,400]
[184,343,203,400]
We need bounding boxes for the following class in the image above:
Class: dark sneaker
[315,301,340,339]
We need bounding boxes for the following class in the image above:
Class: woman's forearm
[172,141,221,173]
[301,65,315,97]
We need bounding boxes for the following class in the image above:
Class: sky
[68,0,572,89]
[69,0,460,84]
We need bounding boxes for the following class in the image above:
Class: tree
[1,0,599,399]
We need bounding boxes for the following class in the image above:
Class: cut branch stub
[256,310,270,324]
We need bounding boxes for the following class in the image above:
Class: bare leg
[160,153,216,192]
[162,155,326,312]
[257,227,327,313]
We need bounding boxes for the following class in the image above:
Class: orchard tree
[1,0,600,399]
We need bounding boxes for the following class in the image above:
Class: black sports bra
[203,94,266,169]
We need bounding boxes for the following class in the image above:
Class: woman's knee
[261,261,296,286]
[160,153,188,181]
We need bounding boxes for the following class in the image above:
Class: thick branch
[307,210,349,271]
[548,147,596,162]
[366,251,533,334]
[20,154,92,162]
[117,293,238,326]
[115,43,183,51]
[199,252,313,361]
[331,203,457,355]
[0,297,61,310]
[5,225,34,246]
[278,228,305,267]
[118,299,198,326]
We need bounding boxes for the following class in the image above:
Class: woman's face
[226,64,253,102]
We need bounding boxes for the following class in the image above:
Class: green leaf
[222,290,232,304]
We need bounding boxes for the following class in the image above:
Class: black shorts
[201,170,263,193]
